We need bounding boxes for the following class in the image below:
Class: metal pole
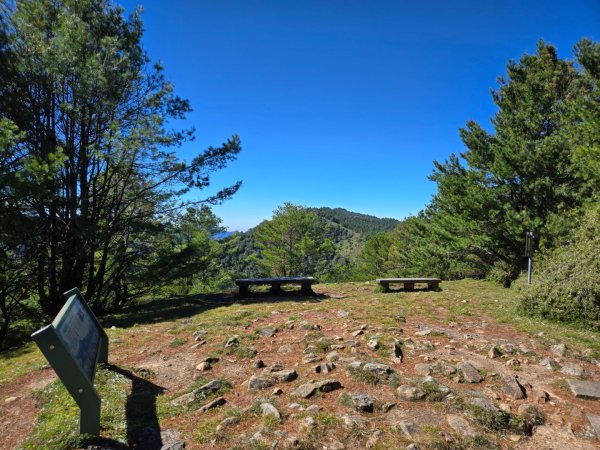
[527,256,532,285]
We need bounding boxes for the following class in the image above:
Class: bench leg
[300,283,315,296]
[238,285,249,298]
[380,283,390,293]
[427,281,439,290]
[270,283,284,294]
[404,282,415,291]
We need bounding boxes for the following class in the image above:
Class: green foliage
[0,0,241,346]
[255,203,334,277]
[519,206,600,323]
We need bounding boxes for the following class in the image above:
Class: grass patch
[169,337,187,347]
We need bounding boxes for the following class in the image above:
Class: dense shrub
[519,207,600,323]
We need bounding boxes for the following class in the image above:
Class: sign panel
[32,288,108,435]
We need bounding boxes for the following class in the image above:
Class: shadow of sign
[104,364,166,449]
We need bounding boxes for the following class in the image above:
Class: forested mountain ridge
[309,207,400,238]
[219,207,399,278]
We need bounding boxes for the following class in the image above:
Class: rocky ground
[3,280,600,449]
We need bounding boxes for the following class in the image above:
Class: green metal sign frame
[31,288,108,435]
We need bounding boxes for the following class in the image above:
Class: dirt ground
[2,281,600,449]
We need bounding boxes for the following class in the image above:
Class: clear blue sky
[120,0,598,231]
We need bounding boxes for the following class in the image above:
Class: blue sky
[120,0,599,231]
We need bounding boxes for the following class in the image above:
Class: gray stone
[133,428,185,450]
[278,344,293,353]
[348,392,376,413]
[396,385,426,401]
[170,392,195,406]
[248,375,276,391]
[314,362,335,374]
[415,329,431,337]
[447,414,475,436]
[338,310,349,318]
[406,445,420,450]
[395,421,420,438]
[195,380,222,398]
[502,375,526,400]
[254,359,266,369]
[352,329,364,337]
[499,343,515,354]
[586,413,600,439]
[347,360,362,370]
[270,369,298,382]
[561,363,583,377]
[200,396,226,412]
[362,362,392,379]
[551,343,567,357]
[366,430,382,448]
[343,414,367,429]
[488,346,502,358]
[216,416,240,433]
[465,391,500,413]
[305,404,323,413]
[292,379,341,398]
[196,361,211,371]
[367,335,380,350]
[539,357,561,370]
[193,329,208,340]
[459,362,482,383]
[414,363,433,376]
[300,416,317,433]
[303,353,321,364]
[260,402,281,420]
[392,339,403,361]
[225,335,239,348]
[326,351,339,362]
[259,327,278,337]
[381,402,396,413]
[567,379,600,399]
[315,379,342,393]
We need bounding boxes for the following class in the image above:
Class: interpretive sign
[31,288,108,435]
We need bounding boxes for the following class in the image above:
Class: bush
[519,206,600,323]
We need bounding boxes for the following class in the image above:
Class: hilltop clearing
[2,280,600,449]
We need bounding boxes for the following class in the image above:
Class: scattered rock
[351,329,364,337]
[396,385,426,401]
[272,387,283,396]
[539,357,561,370]
[314,362,336,374]
[259,327,277,337]
[414,363,433,376]
[362,362,392,379]
[506,358,520,367]
[567,379,600,399]
[260,403,281,420]
[366,430,382,448]
[586,413,600,439]
[561,362,583,377]
[200,396,226,412]
[4,396,18,404]
[395,421,420,439]
[415,329,431,337]
[293,379,342,398]
[338,310,349,318]
[447,414,475,436]
[502,375,526,400]
[300,416,317,433]
[193,330,208,340]
[196,361,211,371]
[347,392,376,413]
[391,339,403,361]
[499,343,515,354]
[458,362,482,383]
[326,351,339,362]
[270,369,298,383]
[170,392,195,406]
[532,388,550,404]
[550,343,567,357]
[381,402,396,413]
[303,353,321,364]
[367,335,380,350]
[248,375,276,391]
[216,416,240,433]
[342,414,367,429]
[278,344,293,353]
[254,359,266,369]
[224,335,239,348]
[133,428,185,450]
[488,346,502,359]
[305,405,322,413]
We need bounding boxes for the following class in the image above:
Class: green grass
[0,343,45,386]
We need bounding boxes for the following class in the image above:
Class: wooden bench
[376,277,441,292]
[235,277,317,297]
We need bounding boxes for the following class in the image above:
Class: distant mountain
[309,207,400,238]
[218,207,400,278]
[211,231,234,241]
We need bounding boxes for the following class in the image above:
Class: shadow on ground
[82,364,168,450]
[102,289,328,329]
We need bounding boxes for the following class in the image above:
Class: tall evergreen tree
[0,0,241,319]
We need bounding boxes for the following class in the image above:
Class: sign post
[525,231,534,285]
[31,288,108,435]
